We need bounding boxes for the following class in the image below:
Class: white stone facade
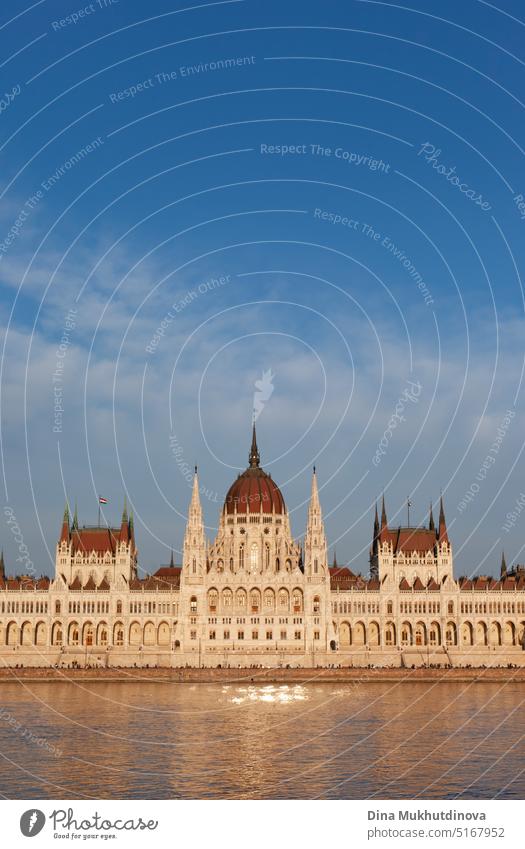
[1,429,524,668]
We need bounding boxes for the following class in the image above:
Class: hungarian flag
[98,496,108,504]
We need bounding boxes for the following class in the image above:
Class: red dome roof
[224,425,286,515]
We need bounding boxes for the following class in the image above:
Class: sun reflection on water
[227,684,308,704]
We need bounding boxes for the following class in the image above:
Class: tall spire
[309,465,320,508]
[169,549,174,568]
[121,496,128,524]
[371,502,380,556]
[249,420,260,468]
[183,465,206,575]
[60,503,70,542]
[305,466,327,575]
[72,501,78,530]
[438,495,448,542]
[189,466,203,523]
[500,550,507,578]
[380,494,387,529]
[429,501,435,532]
[0,549,5,581]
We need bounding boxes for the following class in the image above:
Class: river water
[0,680,523,799]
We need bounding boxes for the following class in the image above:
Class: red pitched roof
[329,566,359,590]
[413,577,425,591]
[153,566,182,588]
[380,527,437,554]
[71,527,120,555]
[399,578,411,590]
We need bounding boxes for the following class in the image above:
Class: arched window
[192,557,197,574]
[313,595,320,614]
[264,589,274,609]
[387,601,393,615]
[217,559,224,572]
[190,596,197,613]
[314,558,318,574]
[250,543,258,572]
[265,544,270,569]
[250,590,260,612]
[239,545,244,570]
[292,591,302,612]
[276,557,280,572]
[279,589,288,609]
[55,600,61,614]
[236,588,247,608]
[223,588,233,607]
[447,601,454,615]
[229,558,234,571]
[116,600,122,614]
[208,590,218,611]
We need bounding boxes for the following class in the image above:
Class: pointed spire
[60,503,70,542]
[500,550,507,578]
[429,501,435,532]
[380,494,387,529]
[371,502,380,556]
[332,548,338,569]
[170,549,174,568]
[249,420,260,468]
[309,465,320,507]
[438,495,448,542]
[119,496,130,543]
[72,501,78,530]
[188,466,204,524]
[0,549,5,580]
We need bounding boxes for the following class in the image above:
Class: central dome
[224,424,286,515]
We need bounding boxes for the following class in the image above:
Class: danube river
[0,680,523,799]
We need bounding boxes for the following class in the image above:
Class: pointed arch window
[250,543,258,571]
[239,544,244,570]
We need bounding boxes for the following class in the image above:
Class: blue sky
[1,0,524,577]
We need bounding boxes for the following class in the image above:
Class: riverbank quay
[1,666,525,684]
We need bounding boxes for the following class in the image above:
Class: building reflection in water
[0,682,523,799]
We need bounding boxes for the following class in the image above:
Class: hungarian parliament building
[1,425,524,668]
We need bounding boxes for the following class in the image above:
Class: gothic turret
[304,467,327,577]
[438,496,449,544]
[60,504,70,543]
[183,467,206,578]
[500,551,507,578]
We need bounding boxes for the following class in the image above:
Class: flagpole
[407,496,410,527]
[98,498,101,528]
